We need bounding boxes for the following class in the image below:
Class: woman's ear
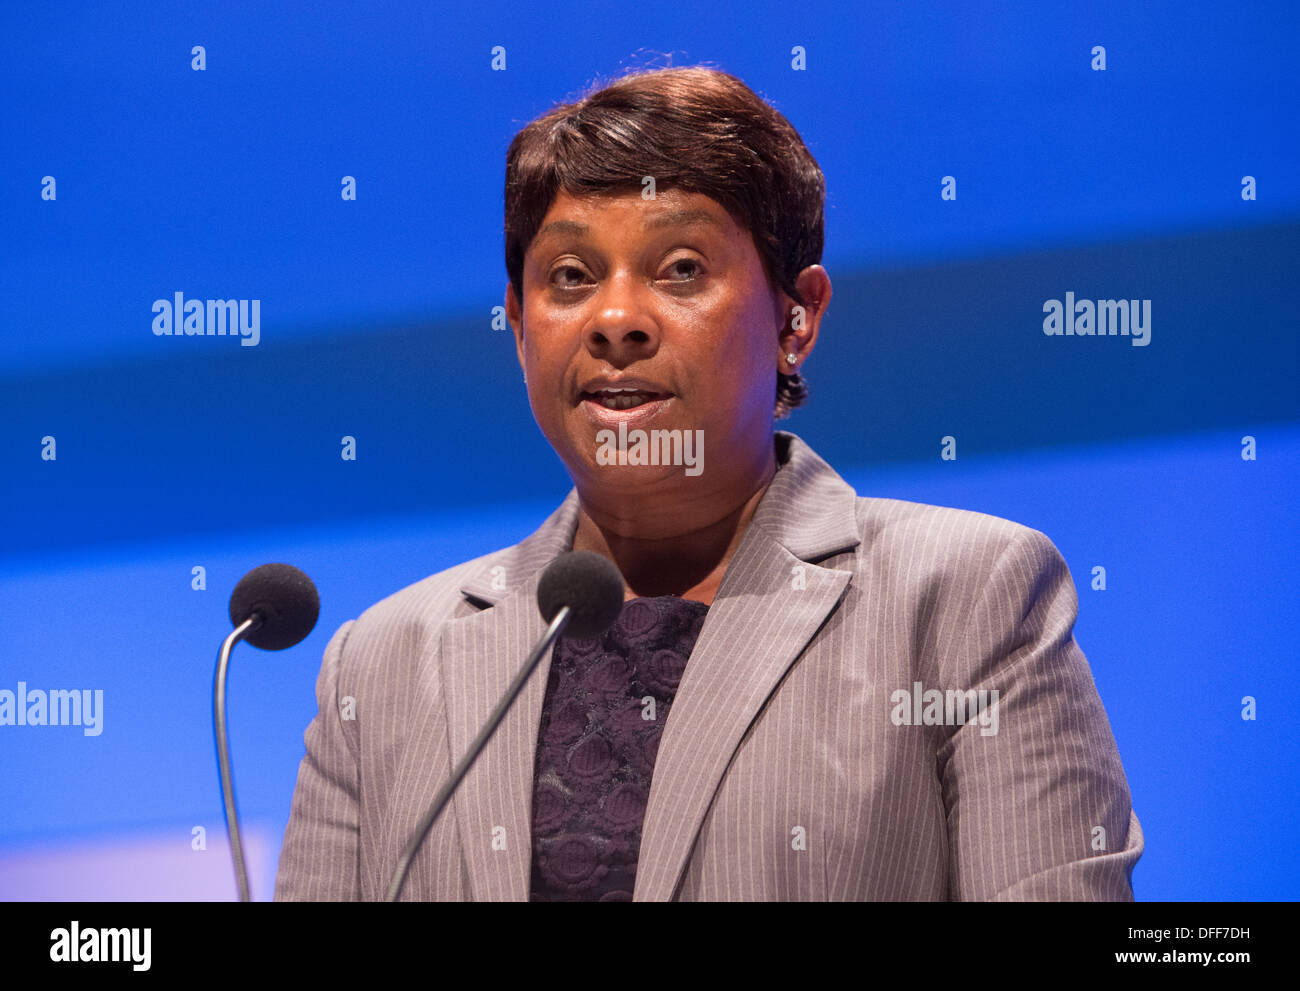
[777,265,832,371]
[505,282,526,374]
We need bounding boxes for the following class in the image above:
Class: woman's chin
[572,458,704,490]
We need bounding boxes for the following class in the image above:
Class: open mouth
[579,387,672,411]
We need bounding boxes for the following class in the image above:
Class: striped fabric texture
[274,430,1142,901]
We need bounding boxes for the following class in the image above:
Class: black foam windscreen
[228,562,320,651]
[536,551,625,640]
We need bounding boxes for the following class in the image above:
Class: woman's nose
[585,275,659,360]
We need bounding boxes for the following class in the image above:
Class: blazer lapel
[633,432,861,900]
[435,584,545,900]
[425,493,580,901]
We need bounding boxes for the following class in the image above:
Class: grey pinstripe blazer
[274,431,1142,901]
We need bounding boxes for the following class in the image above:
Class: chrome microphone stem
[215,614,259,902]
[386,605,572,902]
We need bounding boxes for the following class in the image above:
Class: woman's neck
[571,453,777,605]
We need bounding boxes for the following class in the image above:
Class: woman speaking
[274,65,1142,901]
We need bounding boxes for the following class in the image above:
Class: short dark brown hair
[504,66,825,417]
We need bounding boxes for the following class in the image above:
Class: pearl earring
[785,353,798,366]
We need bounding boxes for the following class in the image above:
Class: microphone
[216,563,320,901]
[535,550,626,638]
[385,550,624,901]
[228,562,321,650]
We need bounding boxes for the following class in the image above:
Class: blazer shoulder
[337,541,525,668]
[850,494,1066,579]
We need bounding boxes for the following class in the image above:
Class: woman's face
[506,187,788,498]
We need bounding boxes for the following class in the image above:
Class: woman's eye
[550,265,588,287]
[664,258,701,281]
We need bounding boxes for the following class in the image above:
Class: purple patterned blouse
[529,595,710,901]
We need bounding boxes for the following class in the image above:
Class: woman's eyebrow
[534,219,587,241]
[534,209,726,244]
[642,208,727,233]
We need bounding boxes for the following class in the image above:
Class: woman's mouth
[580,387,672,411]
[577,387,675,428]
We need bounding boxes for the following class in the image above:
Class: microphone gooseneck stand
[214,613,261,903]
[385,604,574,902]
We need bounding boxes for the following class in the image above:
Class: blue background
[1,0,1296,900]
